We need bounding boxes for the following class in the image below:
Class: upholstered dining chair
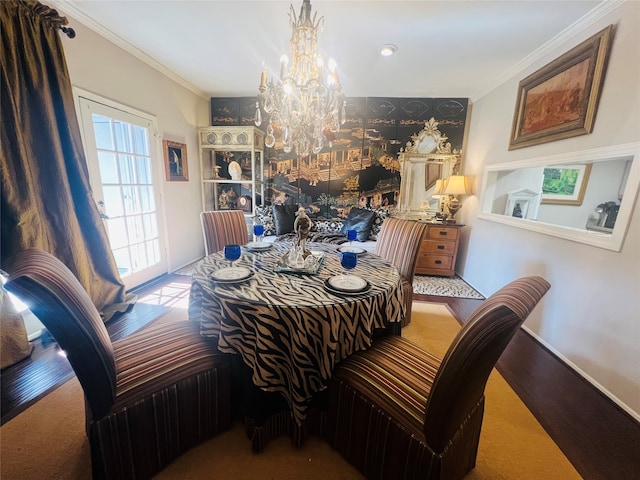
[200,209,249,256]
[5,249,232,480]
[326,276,551,480]
[373,217,428,327]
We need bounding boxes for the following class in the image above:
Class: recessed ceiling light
[380,44,397,57]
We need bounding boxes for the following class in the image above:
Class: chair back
[373,217,427,281]
[200,210,249,256]
[423,276,550,451]
[5,249,117,419]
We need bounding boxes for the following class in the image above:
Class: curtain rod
[23,0,76,38]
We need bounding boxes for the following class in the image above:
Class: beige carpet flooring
[0,303,580,479]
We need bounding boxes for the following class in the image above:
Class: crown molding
[48,0,208,99]
[471,0,625,102]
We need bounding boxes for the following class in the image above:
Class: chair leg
[400,282,413,327]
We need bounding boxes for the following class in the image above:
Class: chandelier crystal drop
[255,0,346,157]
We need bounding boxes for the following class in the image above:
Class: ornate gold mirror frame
[397,118,462,218]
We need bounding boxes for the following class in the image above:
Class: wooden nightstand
[415,224,463,277]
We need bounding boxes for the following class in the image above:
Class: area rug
[413,274,485,299]
[175,259,485,299]
[0,304,580,480]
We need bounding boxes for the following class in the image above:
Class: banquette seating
[255,205,391,252]
[5,249,232,480]
[325,276,551,480]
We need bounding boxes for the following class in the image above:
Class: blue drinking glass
[253,224,265,242]
[224,244,241,268]
[347,229,357,246]
[341,251,358,272]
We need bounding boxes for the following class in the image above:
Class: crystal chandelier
[255,0,346,157]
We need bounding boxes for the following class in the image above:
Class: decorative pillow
[367,207,392,241]
[341,208,377,242]
[254,205,275,236]
[272,204,299,235]
[1,286,33,369]
[314,220,344,234]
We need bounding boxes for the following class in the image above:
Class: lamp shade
[432,179,444,197]
[443,175,471,195]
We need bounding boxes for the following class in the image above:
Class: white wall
[59,19,209,272]
[458,1,640,419]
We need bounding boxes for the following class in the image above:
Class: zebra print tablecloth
[189,241,404,425]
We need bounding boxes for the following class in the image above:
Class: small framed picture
[163,140,189,181]
[238,195,253,212]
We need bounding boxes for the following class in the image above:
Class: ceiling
[52,0,606,101]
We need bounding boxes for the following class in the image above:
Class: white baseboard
[171,257,204,274]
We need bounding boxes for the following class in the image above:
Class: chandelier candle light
[255,0,346,157]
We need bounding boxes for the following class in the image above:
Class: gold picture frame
[541,163,592,205]
[509,25,613,150]
[163,140,189,181]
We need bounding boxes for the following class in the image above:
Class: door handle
[97,200,109,220]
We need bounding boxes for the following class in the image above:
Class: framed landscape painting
[541,164,592,205]
[509,25,613,150]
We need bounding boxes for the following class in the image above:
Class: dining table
[188,241,405,449]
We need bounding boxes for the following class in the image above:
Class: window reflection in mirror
[479,143,640,252]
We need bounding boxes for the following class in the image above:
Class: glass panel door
[77,96,167,289]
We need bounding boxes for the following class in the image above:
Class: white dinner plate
[337,245,367,255]
[211,266,253,283]
[245,242,273,252]
[327,274,368,292]
[324,277,371,296]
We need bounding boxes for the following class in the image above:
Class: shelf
[198,126,264,215]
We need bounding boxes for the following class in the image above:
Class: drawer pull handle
[439,231,448,236]
[435,260,442,265]
[437,245,445,250]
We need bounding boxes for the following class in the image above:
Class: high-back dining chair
[5,249,232,480]
[326,276,551,480]
[373,217,428,327]
[200,209,249,256]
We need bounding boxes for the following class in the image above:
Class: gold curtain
[0,1,127,313]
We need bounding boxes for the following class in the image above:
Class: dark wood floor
[2,274,639,479]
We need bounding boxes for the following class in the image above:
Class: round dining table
[188,241,404,448]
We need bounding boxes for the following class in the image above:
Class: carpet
[175,259,485,299]
[0,304,580,479]
[413,274,484,299]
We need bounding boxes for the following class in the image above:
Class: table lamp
[443,175,471,222]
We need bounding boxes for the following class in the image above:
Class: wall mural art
[210,97,468,221]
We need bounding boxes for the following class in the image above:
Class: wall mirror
[478,143,640,251]
[397,118,462,218]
